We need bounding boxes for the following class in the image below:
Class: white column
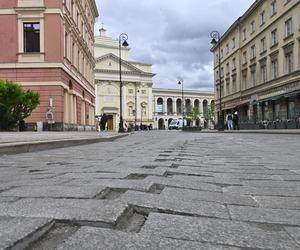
[199,100,203,115]
[122,84,126,119]
[163,97,167,115]
[172,97,176,115]
[64,91,68,123]
[148,87,153,121]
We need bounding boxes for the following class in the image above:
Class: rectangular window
[285,18,293,37]
[250,45,256,59]
[260,65,267,83]
[220,49,223,59]
[232,37,236,49]
[226,44,229,54]
[286,52,293,73]
[226,62,230,74]
[232,58,236,69]
[271,29,277,46]
[271,59,278,79]
[242,29,246,41]
[270,1,276,16]
[250,21,255,33]
[23,23,40,53]
[260,37,266,53]
[260,11,265,25]
[243,51,247,64]
[251,69,256,86]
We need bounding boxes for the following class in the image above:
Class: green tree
[186,106,201,126]
[204,103,216,125]
[0,80,40,131]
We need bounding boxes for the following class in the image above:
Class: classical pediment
[95,53,144,74]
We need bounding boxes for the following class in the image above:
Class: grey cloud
[96,0,254,91]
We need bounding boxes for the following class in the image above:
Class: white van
[168,119,186,130]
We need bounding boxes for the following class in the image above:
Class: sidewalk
[190,129,300,135]
[0,131,128,155]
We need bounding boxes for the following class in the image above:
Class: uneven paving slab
[55,227,240,250]
[228,205,300,226]
[140,213,299,249]
[285,227,300,245]
[59,172,130,179]
[161,187,258,206]
[224,185,300,197]
[0,198,128,226]
[254,196,300,209]
[65,179,154,192]
[144,176,222,192]
[119,190,230,219]
[0,216,53,250]
[0,185,106,199]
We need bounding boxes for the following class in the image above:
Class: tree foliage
[204,103,216,123]
[0,80,40,131]
[186,106,201,122]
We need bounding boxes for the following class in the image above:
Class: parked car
[168,119,186,130]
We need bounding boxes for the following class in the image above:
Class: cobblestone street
[0,131,300,249]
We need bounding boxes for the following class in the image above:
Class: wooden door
[107,116,113,130]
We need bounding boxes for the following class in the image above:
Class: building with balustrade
[153,88,214,129]
[0,0,98,131]
[211,0,300,129]
[95,29,214,130]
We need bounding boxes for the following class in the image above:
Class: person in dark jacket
[233,111,239,130]
[100,113,107,131]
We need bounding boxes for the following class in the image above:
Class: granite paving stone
[119,190,230,219]
[285,227,300,245]
[55,227,240,250]
[0,185,107,199]
[0,216,53,250]
[161,187,258,206]
[254,196,300,209]
[0,198,128,225]
[228,205,300,226]
[140,212,299,249]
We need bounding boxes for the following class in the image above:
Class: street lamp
[210,31,224,131]
[134,86,139,130]
[178,79,184,126]
[118,33,129,133]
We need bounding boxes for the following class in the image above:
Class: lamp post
[210,31,224,131]
[178,79,184,127]
[134,85,139,130]
[118,33,129,133]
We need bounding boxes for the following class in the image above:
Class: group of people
[226,111,239,130]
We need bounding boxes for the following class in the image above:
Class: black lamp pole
[118,33,129,133]
[210,31,224,131]
[178,80,184,125]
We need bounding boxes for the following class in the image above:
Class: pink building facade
[0,0,98,131]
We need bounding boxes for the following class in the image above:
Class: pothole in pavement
[115,206,148,233]
[95,188,128,200]
[125,173,148,180]
[25,222,79,250]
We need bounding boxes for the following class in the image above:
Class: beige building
[153,88,214,129]
[211,0,300,129]
[94,29,155,131]
[95,29,214,131]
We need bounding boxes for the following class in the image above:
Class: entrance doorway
[107,115,113,130]
[158,118,165,130]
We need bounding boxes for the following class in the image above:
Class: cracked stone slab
[58,172,129,179]
[224,186,300,197]
[140,213,299,249]
[161,187,258,206]
[254,196,300,209]
[66,179,154,192]
[285,227,300,245]
[55,227,239,250]
[145,176,222,192]
[0,216,53,250]
[119,190,230,219]
[0,198,128,225]
[0,185,107,199]
[228,205,300,226]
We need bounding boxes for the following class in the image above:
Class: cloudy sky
[95,0,254,91]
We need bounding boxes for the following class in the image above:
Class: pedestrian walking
[233,111,239,130]
[226,113,233,130]
[100,113,107,131]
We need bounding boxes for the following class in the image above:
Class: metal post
[118,33,128,133]
[210,31,224,131]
